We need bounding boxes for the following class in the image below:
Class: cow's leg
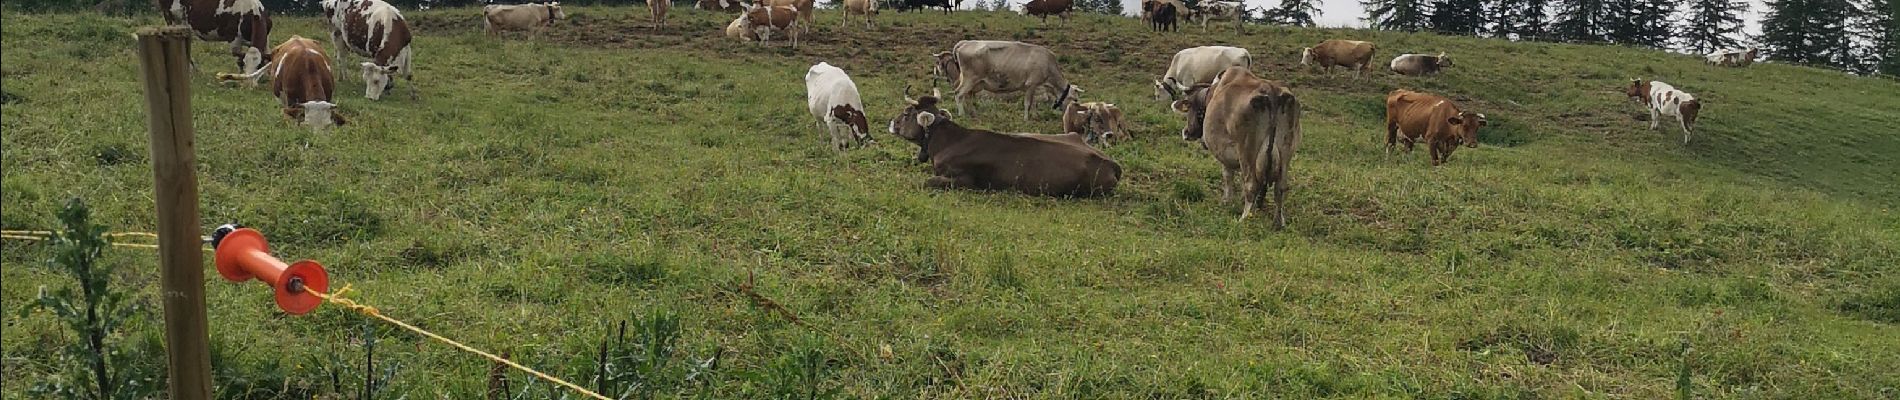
[1648,108,1660,130]
[926,173,974,189]
[1385,122,1399,157]
[1680,118,1693,144]
[1429,144,1443,166]
[1218,167,1235,203]
[1271,180,1288,230]
[1023,90,1035,121]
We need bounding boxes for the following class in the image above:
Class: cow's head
[1052,85,1081,110]
[832,105,874,146]
[288,101,347,131]
[1435,52,1452,68]
[1299,47,1315,65]
[931,52,959,87]
[361,62,399,100]
[1170,84,1213,141]
[1083,103,1122,145]
[1449,112,1484,148]
[1624,79,1649,102]
[547,2,568,21]
[1153,77,1187,101]
[890,86,950,162]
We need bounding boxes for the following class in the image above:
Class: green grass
[5,6,1899,398]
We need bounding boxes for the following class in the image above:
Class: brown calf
[1384,89,1484,166]
[1063,102,1129,146]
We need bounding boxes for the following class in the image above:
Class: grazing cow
[334,0,414,100]
[1193,1,1244,34]
[1300,39,1376,77]
[841,0,878,28]
[932,40,1080,120]
[1141,0,1179,32]
[1171,67,1302,228]
[888,87,1121,197]
[1154,46,1250,101]
[1063,101,1130,146]
[697,0,743,12]
[763,0,815,31]
[649,0,669,28]
[806,62,874,151]
[1021,0,1073,23]
[742,4,802,48]
[159,0,273,75]
[725,15,759,41]
[895,0,956,13]
[482,3,565,37]
[1626,79,1702,144]
[1383,89,1485,166]
[216,36,348,131]
[1389,52,1452,76]
[1705,47,1758,67]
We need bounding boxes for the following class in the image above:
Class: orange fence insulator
[210,225,329,315]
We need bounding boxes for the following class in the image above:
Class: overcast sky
[978,0,1771,38]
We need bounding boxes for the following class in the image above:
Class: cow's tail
[1679,99,1701,133]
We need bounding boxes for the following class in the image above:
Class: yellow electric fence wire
[311,285,613,400]
[2,229,613,400]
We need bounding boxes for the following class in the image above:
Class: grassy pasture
[3,5,1899,398]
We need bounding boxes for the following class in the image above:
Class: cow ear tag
[915,112,937,127]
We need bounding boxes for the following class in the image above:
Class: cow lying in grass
[888,87,1121,197]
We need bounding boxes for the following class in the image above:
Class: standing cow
[1389,52,1452,76]
[159,0,273,75]
[1141,0,1180,32]
[1154,46,1250,101]
[742,4,802,48]
[763,0,816,31]
[334,0,414,100]
[1626,79,1702,144]
[1171,67,1302,228]
[932,40,1080,121]
[1193,1,1244,34]
[888,87,1121,197]
[1301,39,1376,78]
[841,0,878,28]
[650,0,670,28]
[217,36,348,131]
[482,3,566,37]
[806,62,874,152]
[1021,0,1073,23]
[1383,89,1485,165]
[895,0,956,13]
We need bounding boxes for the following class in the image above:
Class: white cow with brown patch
[1626,79,1703,144]
[805,62,874,152]
[160,0,273,76]
[334,0,413,100]
[483,3,566,37]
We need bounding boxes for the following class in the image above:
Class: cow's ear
[915,111,938,127]
[1447,116,1463,126]
[1170,100,1191,113]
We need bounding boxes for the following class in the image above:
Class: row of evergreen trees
[1361,0,1898,75]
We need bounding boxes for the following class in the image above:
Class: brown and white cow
[932,40,1079,120]
[649,0,669,28]
[1300,39,1376,78]
[333,0,413,100]
[159,0,272,76]
[1021,0,1073,23]
[697,0,744,12]
[1704,47,1758,67]
[1171,67,1302,228]
[1389,52,1451,76]
[763,0,816,32]
[888,87,1122,197]
[1063,101,1130,146]
[483,3,565,37]
[217,36,348,131]
[725,15,759,41]
[842,0,878,28]
[742,4,802,48]
[1626,79,1702,144]
[1383,89,1484,166]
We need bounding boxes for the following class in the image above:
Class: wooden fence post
[135,26,213,400]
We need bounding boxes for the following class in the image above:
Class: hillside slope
[3,7,1898,398]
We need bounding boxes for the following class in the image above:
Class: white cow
[1193,1,1244,34]
[483,3,567,37]
[1154,46,1250,101]
[1704,47,1758,67]
[805,62,874,151]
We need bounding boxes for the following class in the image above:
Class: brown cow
[1063,101,1129,146]
[649,0,669,28]
[1384,89,1484,166]
[217,36,348,130]
[888,87,1122,197]
[1142,0,1179,31]
[1172,67,1302,228]
[742,4,802,48]
[159,0,273,75]
[1300,39,1376,78]
[842,0,878,28]
[1022,0,1073,23]
[763,0,816,31]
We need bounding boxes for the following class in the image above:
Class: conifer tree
[1681,0,1746,52]
[1491,0,1552,40]
[1365,0,1433,30]
[1429,0,1488,34]
[1762,0,1860,67]
[1553,0,1614,41]
[1264,0,1324,26]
